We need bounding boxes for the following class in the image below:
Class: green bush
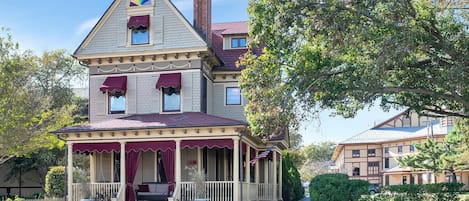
[45,166,65,198]
[282,151,304,201]
[309,173,369,201]
[360,183,464,201]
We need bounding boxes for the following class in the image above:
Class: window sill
[160,111,182,114]
[128,43,152,48]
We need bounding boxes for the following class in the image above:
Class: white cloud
[76,17,100,36]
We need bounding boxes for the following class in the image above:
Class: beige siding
[78,0,205,55]
[89,70,202,122]
[211,83,247,122]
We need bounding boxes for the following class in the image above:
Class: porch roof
[53,112,247,133]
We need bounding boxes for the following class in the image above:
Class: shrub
[282,151,304,201]
[310,173,369,201]
[45,166,65,198]
[360,183,464,201]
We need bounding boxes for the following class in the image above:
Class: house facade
[54,0,287,201]
[332,111,469,189]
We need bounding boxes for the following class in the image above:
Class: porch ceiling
[53,112,247,133]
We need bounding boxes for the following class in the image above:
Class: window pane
[110,96,125,114]
[239,38,246,47]
[132,28,149,45]
[163,88,180,112]
[226,87,241,105]
[130,0,151,6]
[231,38,239,48]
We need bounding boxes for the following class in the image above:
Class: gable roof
[74,0,207,57]
[54,112,247,133]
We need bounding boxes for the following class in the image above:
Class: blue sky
[0,0,402,145]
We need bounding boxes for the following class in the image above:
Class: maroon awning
[100,76,127,93]
[73,142,120,153]
[181,139,233,149]
[156,73,181,89]
[126,141,176,152]
[127,15,150,29]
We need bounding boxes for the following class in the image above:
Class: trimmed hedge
[360,183,464,201]
[45,166,65,198]
[309,173,369,201]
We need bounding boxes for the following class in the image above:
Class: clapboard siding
[77,0,205,55]
[211,83,247,122]
[89,71,202,123]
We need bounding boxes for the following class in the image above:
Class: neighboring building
[54,1,287,201]
[332,111,469,189]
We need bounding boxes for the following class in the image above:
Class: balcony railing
[71,183,120,201]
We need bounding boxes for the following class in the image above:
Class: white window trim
[106,92,127,115]
[159,87,183,114]
[224,85,242,106]
[224,35,249,50]
[126,14,154,47]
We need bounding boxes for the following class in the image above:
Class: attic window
[130,0,151,6]
[128,15,150,45]
[231,37,246,48]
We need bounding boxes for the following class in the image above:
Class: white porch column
[233,137,240,201]
[279,152,283,200]
[245,144,251,201]
[67,143,73,201]
[245,144,250,182]
[273,151,278,201]
[120,142,126,201]
[255,149,259,184]
[197,148,202,172]
[175,140,182,188]
[264,159,268,184]
[90,153,96,182]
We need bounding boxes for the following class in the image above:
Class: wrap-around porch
[67,137,282,201]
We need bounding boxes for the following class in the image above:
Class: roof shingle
[54,112,247,133]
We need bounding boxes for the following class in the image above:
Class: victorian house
[332,111,469,189]
[53,0,287,201]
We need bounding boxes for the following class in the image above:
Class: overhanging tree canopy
[240,0,468,137]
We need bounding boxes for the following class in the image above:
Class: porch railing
[180,181,234,201]
[258,183,274,200]
[71,183,120,201]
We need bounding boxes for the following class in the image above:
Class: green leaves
[243,0,468,137]
[398,118,469,182]
[0,30,85,158]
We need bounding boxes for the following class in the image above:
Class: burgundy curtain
[161,149,175,195]
[126,151,141,201]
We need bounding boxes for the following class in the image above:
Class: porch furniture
[136,182,169,201]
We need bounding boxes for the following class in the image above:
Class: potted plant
[186,166,209,201]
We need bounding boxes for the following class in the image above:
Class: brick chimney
[194,0,212,46]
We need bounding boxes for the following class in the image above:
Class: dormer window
[231,37,246,48]
[128,15,150,45]
[130,0,151,6]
